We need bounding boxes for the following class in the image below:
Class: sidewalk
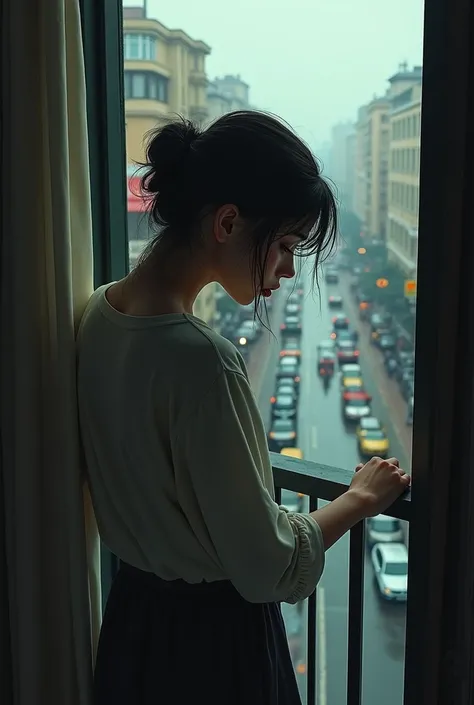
[340,275,413,467]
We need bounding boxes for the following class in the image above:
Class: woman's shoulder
[182,315,248,379]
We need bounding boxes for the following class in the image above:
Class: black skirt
[94,562,302,705]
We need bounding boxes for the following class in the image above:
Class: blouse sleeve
[172,368,325,604]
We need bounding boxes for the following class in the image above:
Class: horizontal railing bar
[271,452,411,522]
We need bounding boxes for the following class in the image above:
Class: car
[371,543,408,602]
[366,515,404,547]
[396,350,414,368]
[332,313,349,330]
[341,375,364,391]
[402,377,415,401]
[317,339,336,354]
[267,419,297,452]
[285,303,301,315]
[325,268,339,284]
[356,416,383,434]
[333,329,356,344]
[278,377,300,399]
[235,325,257,345]
[328,294,343,308]
[342,390,372,421]
[275,383,297,401]
[280,338,302,360]
[379,333,396,352]
[369,312,391,331]
[276,356,301,385]
[270,393,297,420]
[358,427,390,458]
[371,326,391,344]
[340,363,362,377]
[337,340,360,364]
[394,357,414,382]
[399,366,415,389]
[280,316,302,336]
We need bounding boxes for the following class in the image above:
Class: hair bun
[145,118,200,195]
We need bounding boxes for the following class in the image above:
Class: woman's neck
[111,242,213,317]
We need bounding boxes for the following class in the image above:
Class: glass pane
[120,1,423,703]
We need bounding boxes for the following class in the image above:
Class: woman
[77,111,410,705]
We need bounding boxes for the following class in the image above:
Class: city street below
[247,265,407,705]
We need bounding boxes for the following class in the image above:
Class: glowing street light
[357,247,367,255]
[376,278,389,289]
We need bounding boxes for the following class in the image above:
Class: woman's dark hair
[137,110,338,307]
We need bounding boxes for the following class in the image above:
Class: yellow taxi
[356,417,390,458]
[280,447,303,460]
[280,448,304,511]
[341,375,364,391]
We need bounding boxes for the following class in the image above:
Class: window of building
[123,33,157,61]
[124,71,169,102]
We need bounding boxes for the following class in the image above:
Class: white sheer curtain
[0,0,100,702]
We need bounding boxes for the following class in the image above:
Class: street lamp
[376,278,389,289]
[357,247,367,255]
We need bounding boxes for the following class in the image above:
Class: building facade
[123,6,211,165]
[344,131,356,212]
[206,74,251,122]
[328,121,355,205]
[386,65,422,276]
[123,6,216,326]
[353,105,368,224]
[363,97,390,240]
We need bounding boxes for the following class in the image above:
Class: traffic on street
[224,259,412,705]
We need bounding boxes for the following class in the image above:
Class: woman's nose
[280,262,295,279]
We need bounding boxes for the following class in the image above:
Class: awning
[127,176,152,213]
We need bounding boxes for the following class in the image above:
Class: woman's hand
[348,456,410,518]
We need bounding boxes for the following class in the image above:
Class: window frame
[80,1,474,698]
[80,0,128,603]
[124,69,169,102]
[123,32,157,61]
[404,0,474,703]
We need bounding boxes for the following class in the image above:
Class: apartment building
[387,65,422,276]
[123,6,211,164]
[356,96,391,241]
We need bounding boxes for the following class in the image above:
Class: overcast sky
[129,0,424,148]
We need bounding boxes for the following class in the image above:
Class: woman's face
[211,206,308,305]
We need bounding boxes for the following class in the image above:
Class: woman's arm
[310,457,410,550]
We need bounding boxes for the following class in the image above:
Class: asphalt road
[248,265,407,705]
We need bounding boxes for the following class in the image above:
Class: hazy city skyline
[126,0,424,149]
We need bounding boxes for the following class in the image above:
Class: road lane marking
[311,426,318,449]
[317,586,327,705]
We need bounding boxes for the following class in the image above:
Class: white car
[340,363,362,377]
[371,543,408,602]
[366,514,404,547]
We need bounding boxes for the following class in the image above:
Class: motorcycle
[318,359,334,391]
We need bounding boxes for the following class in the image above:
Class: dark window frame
[80,0,474,702]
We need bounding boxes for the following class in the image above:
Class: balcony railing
[271,452,411,705]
